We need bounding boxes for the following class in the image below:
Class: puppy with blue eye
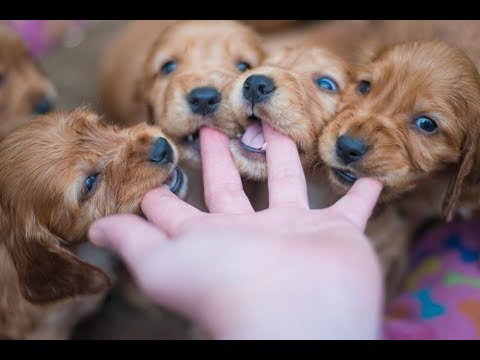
[319,40,480,226]
[228,46,352,182]
[0,108,187,339]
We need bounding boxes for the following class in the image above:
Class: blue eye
[160,60,177,75]
[237,61,251,72]
[316,77,338,92]
[415,116,438,133]
[85,173,99,194]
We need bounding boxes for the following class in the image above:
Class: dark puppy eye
[357,80,371,95]
[160,60,177,75]
[415,116,438,133]
[83,173,100,198]
[237,61,251,72]
[315,77,338,92]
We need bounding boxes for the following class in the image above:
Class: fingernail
[89,222,108,246]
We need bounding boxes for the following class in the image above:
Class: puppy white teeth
[261,143,267,151]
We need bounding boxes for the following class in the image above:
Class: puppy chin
[162,167,189,199]
[230,139,267,181]
[326,166,406,203]
[326,169,351,195]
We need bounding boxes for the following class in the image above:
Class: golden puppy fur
[100,20,264,168]
[228,46,352,181]
[319,40,480,224]
[0,108,187,339]
[0,24,56,140]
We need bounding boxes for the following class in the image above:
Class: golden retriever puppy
[0,24,56,140]
[228,45,352,181]
[367,21,480,214]
[0,108,187,339]
[318,40,480,227]
[100,20,264,168]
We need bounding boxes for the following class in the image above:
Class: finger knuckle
[205,182,244,207]
[270,169,305,187]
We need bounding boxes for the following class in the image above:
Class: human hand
[89,123,384,339]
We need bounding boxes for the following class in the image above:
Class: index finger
[89,214,168,268]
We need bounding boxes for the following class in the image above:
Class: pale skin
[89,122,385,340]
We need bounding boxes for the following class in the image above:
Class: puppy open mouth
[181,130,200,151]
[239,116,266,154]
[164,167,184,194]
[332,167,358,185]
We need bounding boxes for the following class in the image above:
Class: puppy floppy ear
[6,228,110,304]
[442,133,479,222]
[442,90,480,222]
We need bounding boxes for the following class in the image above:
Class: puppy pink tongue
[241,122,265,150]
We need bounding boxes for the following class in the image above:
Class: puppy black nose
[336,135,367,164]
[187,87,221,116]
[149,137,174,164]
[243,74,275,104]
[33,98,55,115]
